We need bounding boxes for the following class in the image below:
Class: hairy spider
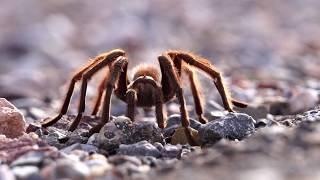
[41,49,247,145]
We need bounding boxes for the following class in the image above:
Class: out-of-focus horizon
[0,0,319,99]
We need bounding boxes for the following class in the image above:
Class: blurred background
[0,0,319,118]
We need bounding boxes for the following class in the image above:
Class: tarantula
[41,49,247,145]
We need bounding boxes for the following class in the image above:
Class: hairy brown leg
[126,89,137,121]
[114,62,129,101]
[155,87,166,128]
[167,51,235,112]
[231,99,248,108]
[69,55,127,131]
[41,49,125,128]
[158,55,198,146]
[92,61,130,116]
[184,67,208,124]
[88,57,128,135]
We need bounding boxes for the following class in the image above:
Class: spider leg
[231,99,248,108]
[155,87,166,128]
[115,62,129,101]
[184,66,208,124]
[88,57,128,135]
[92,61,130,116]
[167,51,247,112]
[158,55,198,146]
[126,89,137,121]
[41,49,125,129]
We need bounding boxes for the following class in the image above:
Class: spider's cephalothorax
[41,49,247,145]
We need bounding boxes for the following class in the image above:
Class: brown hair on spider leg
[183,65,208,123]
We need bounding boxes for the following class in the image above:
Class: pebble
[0,98,26,138]
[171,126,200,145]
[255,118,270,128]
[117,141,162,158]
[161,144,182,158]
[208,111,228,121]
[140,156,158,167]
[108,155,142,167]
[92,116,163,153]
[115,163,150,176]
[40,128,69,149]
[163,114,202,139]
[153,142,164,151]
[199,113,256,144]
[60,143,98,154]
[288,88,319,114]
[11,166,40,180]
[11,151,47,167]
[108,155,150,176]
[166,114,203,130]
[41,159,90,180]
[65,150,89,161]
[0,165,15,180]
[84,155,113,177]
[295,107,320,123]
[0,134,59,164]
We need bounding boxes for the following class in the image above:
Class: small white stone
[289,88,319,114]
[0,98,26,138]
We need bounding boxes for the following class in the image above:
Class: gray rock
[11,151,47,167]
[0,165,15,180]
[62,129,89,146]
[255,118,270,128]
[65,150,89,161]
[93,116,163,153]
[85,159,112,177]
[207,111,228,121]
[180,148,193,159]
[161,144,182,158]
[166,114,203,129]
[40,127,68,149]
[153,142,164,151]
[41,159,90,180]
[84,155,113,177]
[295,107,320,123]
[140,156,158,167]
[40,126,89,149]
[0,134,59,164]
[163,114,203,138]
[11,166,40,180]
[199,113,256,144]
[117,141,162,158]
[288,88,319,114]
[60,143,98,154]
[108,155,142,167]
